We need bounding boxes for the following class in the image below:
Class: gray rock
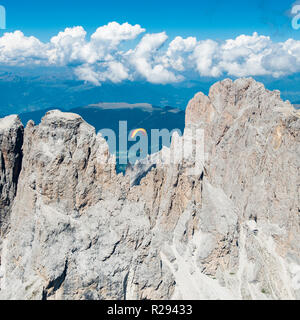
[0,115,23,236]
[0,79,299,300]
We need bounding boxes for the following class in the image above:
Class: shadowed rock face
[0,115,23,236]
[0,78,299,300]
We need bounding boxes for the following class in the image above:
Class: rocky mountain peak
[0,78,299,300]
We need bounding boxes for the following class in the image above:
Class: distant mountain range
[0,68,209,116]
[1,67,300,117]
[19,102,185,133]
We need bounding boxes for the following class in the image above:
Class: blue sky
[1,0,299,41]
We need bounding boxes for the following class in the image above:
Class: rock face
[0,78,299,300]
[0,115,23,236]
[184,78,300,299]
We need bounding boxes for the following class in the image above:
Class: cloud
[0,23,300,85]
[48,26,89,65]
[163,36,197,71]
[74,64,101,85]
[217,33,272,77]
[129,32,182,83]
[0,31,47,65]
[74,61,130,85]
[192,40,220,77]
[91,22,145,46]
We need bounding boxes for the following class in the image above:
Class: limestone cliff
[0,78,299,300]
[0,115,23,236]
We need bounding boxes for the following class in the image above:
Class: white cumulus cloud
[163,36,197,71]
[91,22,145,46]
[129,32,182,83]
[0,31,47,65]
[0,23,300,85]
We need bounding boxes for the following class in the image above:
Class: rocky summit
[0,78,299,300]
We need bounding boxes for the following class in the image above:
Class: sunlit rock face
[183,78,300,299]
[0,78,299,300]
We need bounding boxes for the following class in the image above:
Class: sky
[1,0,299,41]
[0,0,300,87]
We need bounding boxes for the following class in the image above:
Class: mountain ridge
[0,78,299,300]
